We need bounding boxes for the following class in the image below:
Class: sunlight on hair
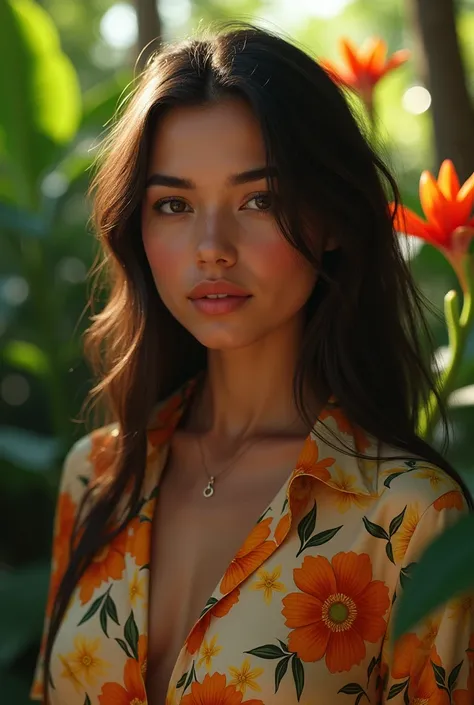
[402,86,432,115]
[100,2,138,50]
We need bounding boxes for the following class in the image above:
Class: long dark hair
[43,20,472,701]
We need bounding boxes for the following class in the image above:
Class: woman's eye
[153,198,190,215]
[245,192,274,212]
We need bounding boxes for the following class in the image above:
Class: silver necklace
[197,433,255,498]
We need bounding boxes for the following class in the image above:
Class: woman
[31,21,474,705]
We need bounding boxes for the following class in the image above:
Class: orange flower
[392,160,474,288]
[319,407,371,454]
[186,589,240,655]
[292,436,334,483]
[180,672,264,705]
[88,429,119,480]
[282,552,390,672]
[321,37,409,109]
[137,634,147,679]
[391,633,451,703]
[127,515,152,568]
[99,658,146,705]
[434,490,465,512]
[78,530,128,604]
[220,518,276,595]
[46,492,77,617]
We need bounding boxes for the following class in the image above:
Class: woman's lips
[190,295,252,315]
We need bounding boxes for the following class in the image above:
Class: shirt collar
[145,373,378,499]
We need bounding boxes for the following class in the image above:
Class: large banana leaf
[0,0,81,210]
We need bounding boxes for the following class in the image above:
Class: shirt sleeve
[381,490,474,704]
[29,434,95,702]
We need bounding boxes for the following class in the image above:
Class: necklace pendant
[203,477,215,498]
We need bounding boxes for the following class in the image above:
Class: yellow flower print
[59,654,83,693]
[252,565,286,605]
[393,504,420,562]
[129,569,146,606]
[165,684,176,705]
[415,467,447,490]
[324,466,376,513]
[64,635,109,686]
[228,658,264,694]
[197,634,222,670]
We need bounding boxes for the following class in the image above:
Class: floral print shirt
[31,375,474,704]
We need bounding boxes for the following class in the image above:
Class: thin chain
[197,432,257,498]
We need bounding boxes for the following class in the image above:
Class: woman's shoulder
[58,422,120,505]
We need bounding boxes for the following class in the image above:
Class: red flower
[393,160,474,288]
[322,37,409,110]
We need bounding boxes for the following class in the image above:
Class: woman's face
[141,97,318,350]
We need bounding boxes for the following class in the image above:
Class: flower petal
[332,552,372,598]
[293,555,337,599]
[457,172,474,211]
[392,205,430,240]
[383,48,410,73]
[325,628,366,672]
[438,159,460,200]
[287,620,331,663]
[391,632,422,679]
[282,592,323,628]
[363,37,387,75]
[338,38,362,82]
[353,581,390,641]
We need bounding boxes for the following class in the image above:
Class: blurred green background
[0,0,473,701]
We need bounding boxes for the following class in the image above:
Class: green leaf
[84,695,91,705]
[139,563,150,571]
[199,597,218,618]
[393,513,474,640]
[80,69,131,132]
[277,639,290,653]
[115,638,133,658]
[245,644,286,659]
[363,516,389,541]
[275,655,291,692]
[105,595,120,626]
[389,507,407,537]
[176,672,187,689]
[431,661,447,690]
[384,472,404,489]
[297,501,317,546]
[355,693,365,705]
[338,683,365,695]
[367,656,379,685]
[77,592,107,626]
[448,660,464,692]
[124,611,139,659]
[0,0,81,207]
[300,526,343,553]
[386,542,395,564]
[281,497,288,514]
[399,562,417,590]
[183,662,196,692]
[2,339,50,377]
[387,680,409,699]
[99,601,109,637]
[292,656,305,701]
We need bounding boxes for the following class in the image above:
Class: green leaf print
[448,660,464,692]
[338,683,366,694]
[281,497,288,514]
[362,516,389,541]
[297,502,317,546]
[389,506,407,537]
[277,638,290,654]
[387,679,409,699]
[105,594,120,625]
[399,562,417,590]
[183,662,197,693]
[386,542,395,565]
[83,696,91,705]
[431,661,448,691]
[298,526,342,555]
[274,655,291,692]
[199,596,218,618]
[366,656,380,686]
[291,655,305,701]
[77,590,108,626]
[124,610,139,659]
[115,638,133,658]
[245,644,287,659]
[100,601,109,637]
[176,672,187,689]
[383,472,404,489]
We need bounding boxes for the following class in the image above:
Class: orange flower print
[186,589,240,655]
[46,492,77,617]
[78,529,128,604]
[88,428,119,480]
[434,490,464,512]
[180,672,264,705]
[392,503,420,562]
[99,658,146,705]
[220,518,276,594]
[391,633,454,703]
[127,515,152,568]
[292,436,334,483]
[319,407,372,454]
[147,388,188,446]
[274,512,290,547]
[137,634,148,679]
[282,552,390,672]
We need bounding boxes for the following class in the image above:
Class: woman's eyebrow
[145,166,277,189]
